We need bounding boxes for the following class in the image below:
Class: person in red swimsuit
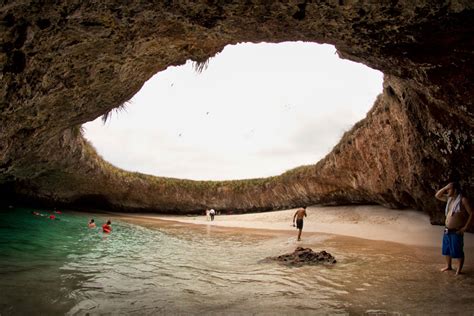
[102,220,112,233]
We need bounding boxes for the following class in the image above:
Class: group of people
[31,210,113,234]
[291,182,472,276]
[205,208,216,221]
[88,218,113,233]
[31,210,62,220]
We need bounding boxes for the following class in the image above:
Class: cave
[1,2,473,225]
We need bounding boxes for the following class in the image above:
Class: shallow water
[1,208,474,315]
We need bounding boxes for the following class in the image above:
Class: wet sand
[117,205,474,248]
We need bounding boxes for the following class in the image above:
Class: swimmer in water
[88,218,96,228]
[49,214,60,220]
[102,220,112,233]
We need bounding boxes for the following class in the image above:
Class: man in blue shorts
[435,182,473,275]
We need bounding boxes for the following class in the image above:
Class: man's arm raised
[435,183,451,202]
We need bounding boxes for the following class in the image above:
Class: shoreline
[114,205,474,248]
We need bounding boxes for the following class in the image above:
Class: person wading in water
[293,206,307,241]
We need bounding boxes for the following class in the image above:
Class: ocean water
[1,207,474,315]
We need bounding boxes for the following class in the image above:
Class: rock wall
[1,1,473,224]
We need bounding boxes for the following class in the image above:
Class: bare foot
[297,238,301,241]
[455,270,463,276]
[440,267,453,272]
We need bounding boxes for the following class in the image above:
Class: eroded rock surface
[1,2,473,224]
[264,247,337,266]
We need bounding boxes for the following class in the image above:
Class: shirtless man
[435,182,473,275]
[293,206,307,241]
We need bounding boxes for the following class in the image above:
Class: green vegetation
[101,100,130,124]
[193,58,210,73]
[78,136,279,193]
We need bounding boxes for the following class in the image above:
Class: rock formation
[1,2,473,224]
[264,247,337,266]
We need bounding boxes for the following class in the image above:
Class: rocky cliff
[1,1,473,224]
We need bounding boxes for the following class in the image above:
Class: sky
[83,42,383,181]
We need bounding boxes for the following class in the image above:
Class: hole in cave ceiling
[83,42,383,181]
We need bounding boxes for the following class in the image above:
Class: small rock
[264,247,336,266]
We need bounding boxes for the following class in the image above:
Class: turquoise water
[3,207,338,315]
[2,207,474,315]
[0,208,113,314]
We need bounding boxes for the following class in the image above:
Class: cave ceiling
[1,1,473,224]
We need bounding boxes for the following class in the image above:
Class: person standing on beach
[435,182,473,275]
[209,209,216,221]
[293,206,307,241]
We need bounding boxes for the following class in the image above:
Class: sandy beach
[121,205,474,249]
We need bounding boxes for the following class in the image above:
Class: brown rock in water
[266,247,337,266]
[0,2,472,225]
